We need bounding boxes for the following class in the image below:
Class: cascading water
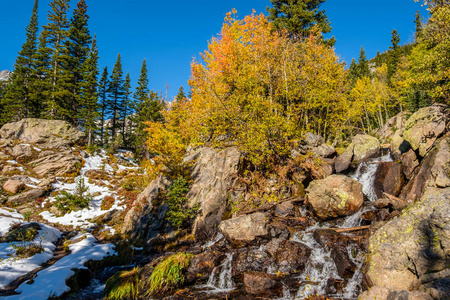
[203,253,235,292]
[287,150,393,299]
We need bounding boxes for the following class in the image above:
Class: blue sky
[0,0,429,99]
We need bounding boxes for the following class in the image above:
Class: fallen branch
[308,225,370,234]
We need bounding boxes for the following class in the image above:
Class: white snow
[0,223,61,289]
[0,208,23,236]
[33,147,42,152]
[6,233,115,300]
[6,160,18,165]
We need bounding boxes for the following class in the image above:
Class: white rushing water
[203,253,235,292]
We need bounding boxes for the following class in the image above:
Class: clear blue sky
[0,0,429,99]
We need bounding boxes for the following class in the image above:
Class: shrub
[9,226,44,260]
[53,177,92,213]
[104,267,141,300]
[148,253,193,295]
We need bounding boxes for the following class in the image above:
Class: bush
[9,226,44,260]
[54,177,92,213]
[166,177,198,229]
[104,267,141,300]
[148,253,193,295]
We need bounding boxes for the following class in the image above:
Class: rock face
[121,176,172,242]
[365,187,450,294]
[0,118,85,149]
[401,104,448,157]
[29,152,82,178]
[184,147,241,240]
[306,174,364,220]
[335,134,380,173]
[3,179,25,194]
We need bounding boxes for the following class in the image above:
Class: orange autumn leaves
[145,11,348,174]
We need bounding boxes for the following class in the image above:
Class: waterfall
[204,253,235,292]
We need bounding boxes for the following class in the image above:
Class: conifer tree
[79,36,99,146]
[1,0,40,123]
[122,72,132,144]
[176,86,186,101]
[98,67,108,147]
[387,29,401,84]
[267,0,335,45]
[108,54,125,140]
[357,47,371,78]
[65,0,92,125]
[40,0,71,120]
[414,11,423,40]
[348,58,358,86]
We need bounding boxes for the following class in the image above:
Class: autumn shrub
[101,196,115,210]
[147,253,193,295]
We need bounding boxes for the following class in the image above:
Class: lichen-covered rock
[184,147,241,240]
[366,187,450,292]
[402,104,448,157]
[352,134,380,162]
[3,179,25,194]
[219,212,269,246]
[335,135,380,173]
[306,175,364,220]
[0,118,85,149]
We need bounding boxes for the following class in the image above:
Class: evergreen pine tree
[79,36,99,146]
[40,0,71,120]
[414,11,423,40]
[98,67,108,147]
[108,54,125,141]
[348,58,358,86]
[357,47,371,78]
[1,0,40,123]
[267,0,335,46]
[387,29,401,84]
[175,86,186,101]
[65,0,92,125]
[122,72,132,144]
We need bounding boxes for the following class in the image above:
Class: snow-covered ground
[0,150,137,297]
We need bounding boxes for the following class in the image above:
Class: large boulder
[0,118,85,149]
[335,134,380,173]
[374,161,405,198]
[121,176,172,242]
[306,174,364,220]
[401,104,448,157]
[184,147,241,240]
[365,187,450,294]
[3,179,25,194]
[264,238,311,274]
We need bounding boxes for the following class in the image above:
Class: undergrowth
[147,252,193,296]
[104,267,141,300]
[53,177,92,213]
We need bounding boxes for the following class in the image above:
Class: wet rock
[219,212,269,247]
[373,193,408,211]
[306,175,364,220]
[313,229,352,248]
[265,238,311,274]
[233,247,274,276]
[3,179,25,194]
[401,104,448,157]
[326,278,344,295]
[335,135,380,173]
[401,149,419,180]
[243,272,282,297]
[331,246,356,279]
[184,147,241,241]
[366,187,450,292]
[0,118,85,149]
[121,176,172,243]
[6,187,47,206]
[374,161,404,198]
[185,250,226,284]
[274,200,295,217]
